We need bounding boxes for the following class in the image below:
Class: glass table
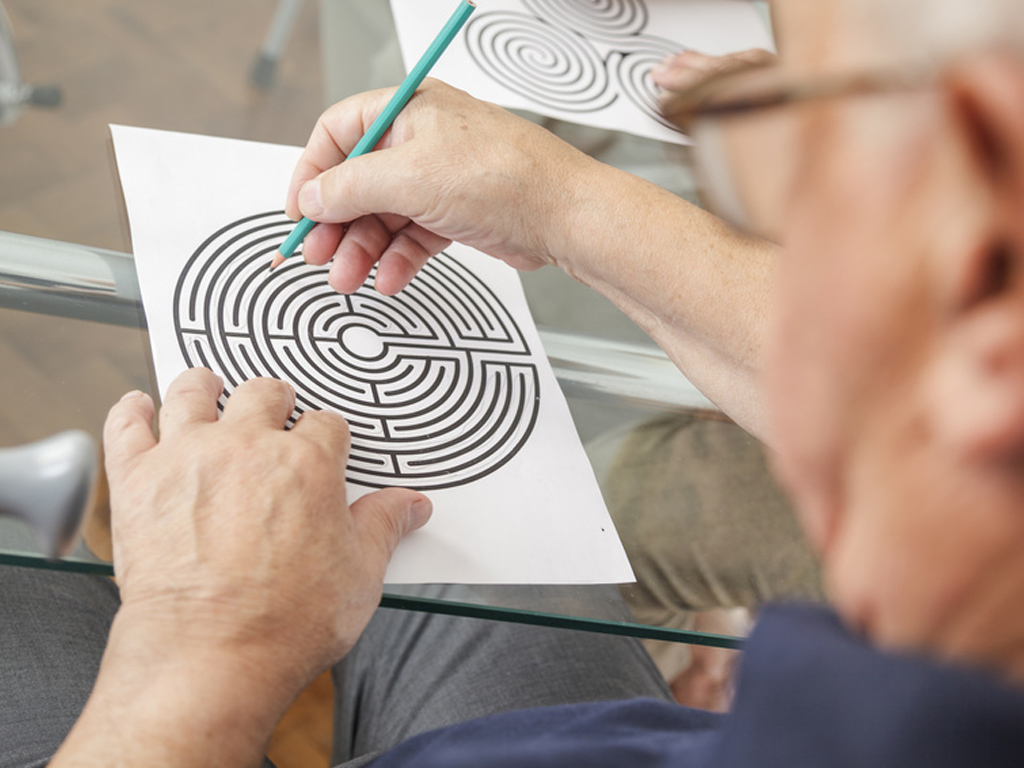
[0,229,756,649]
[0,0,816,656]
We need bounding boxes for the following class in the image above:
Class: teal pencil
[271,0,477,268]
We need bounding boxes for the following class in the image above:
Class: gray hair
[856,0,1024,64]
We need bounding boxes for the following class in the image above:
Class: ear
[926,53,1024,460]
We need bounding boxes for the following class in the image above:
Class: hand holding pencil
[278,0,608,296]
[282,78,597,295]
[273,0,475,270]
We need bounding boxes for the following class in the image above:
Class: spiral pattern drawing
[465,11,616,113]
[522,0,649,40]
[464,0,685,136]
[611,35,688,128]
[174,211,541,490]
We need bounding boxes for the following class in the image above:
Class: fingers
[104,390,157,483]
[735,48,777,68]
[653,48,776,93]
[350,488,433,561]
[297,144,419,225]
[220,377,296,430]
[284,80,461,295]
[652,50,720,91]
[283,80,471,295]
[328,215,396,293]
[375,226,444,295]
[286,88,400,220]
[158,368,224,440]
[311,215,449,295]
[300,222,344,267]
[292,147,438,290]
[291,409,352,456]
[328,249,377,295]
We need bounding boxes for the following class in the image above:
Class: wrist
[538,151,611,273]
[546,158,669,281]
[109,600,314,699]
[53,607,307,767]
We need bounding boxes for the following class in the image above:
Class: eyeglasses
[664,64,929,242]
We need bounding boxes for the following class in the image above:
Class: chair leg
[0,2,26,125]
[250,0,306,90]
[0,2,61,126]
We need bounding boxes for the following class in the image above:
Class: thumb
[652,51,718,91]
[103,391,157,485]
[349,488,432,561]
[298,147,418,225]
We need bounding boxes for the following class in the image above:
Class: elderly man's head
[748,0,1024,681]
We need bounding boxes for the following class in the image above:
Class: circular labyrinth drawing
[611,35,687,129]
[465,11,616,113]
[174,211,541,491]
[522,0,649,40]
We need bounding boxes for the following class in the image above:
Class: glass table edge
[0,549,744,649]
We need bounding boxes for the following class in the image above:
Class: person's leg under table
[0,565,119,768]
[332,585,674,767]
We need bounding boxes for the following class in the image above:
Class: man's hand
[285,79,597,295]
[52,368,430,767]
[653,49,776,132]
[107,367,430,676]
[652,48,775,97]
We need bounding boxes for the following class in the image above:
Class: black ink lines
[173,211,540,490]
[464,0,684,129]
[466,11,616,113]
[522,0,649,40]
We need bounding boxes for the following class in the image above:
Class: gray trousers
[0,567,672,768]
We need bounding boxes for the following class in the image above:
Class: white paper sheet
[111,125,634,585]
[390,0,774,146]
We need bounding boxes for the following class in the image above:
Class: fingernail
[120,390,145,402]
[299,178,324,217]
[410,497,433,528]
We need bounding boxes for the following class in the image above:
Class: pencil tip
[270,252,285,271]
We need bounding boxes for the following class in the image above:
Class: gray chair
[0,431,96,558]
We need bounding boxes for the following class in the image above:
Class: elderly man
[4,0,1024,765]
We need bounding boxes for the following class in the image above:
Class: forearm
[551,158,776,439]
[51,611,300,768]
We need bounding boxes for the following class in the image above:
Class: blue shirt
[371,604,1024,767]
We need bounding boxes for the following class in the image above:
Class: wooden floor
[1,1,334,764]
